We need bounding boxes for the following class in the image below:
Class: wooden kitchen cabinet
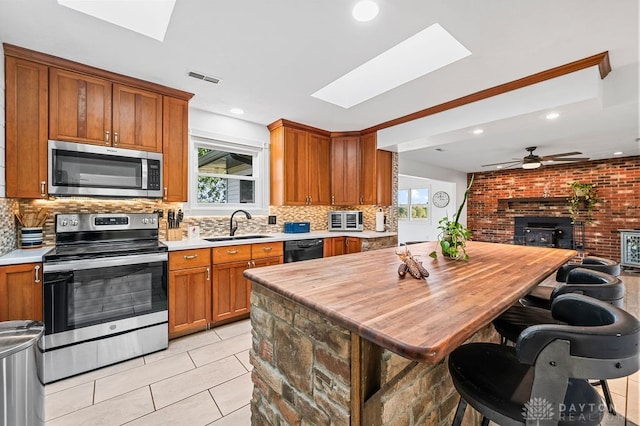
[168,249,211,337]
[331,135,360,205]
[4,57,49,199]
[49,68,113,146]
[49,69,163,152]
[360,132,393,206]
[212,242,283,323]
[0,263,43,322]
[269,120,331,206]
[323,237,361,257]
[162,96,189,202]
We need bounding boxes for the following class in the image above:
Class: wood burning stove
[514,217,574,249]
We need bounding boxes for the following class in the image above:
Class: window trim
[186,129,269,216]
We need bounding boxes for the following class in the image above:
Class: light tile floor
[45,272,640,425]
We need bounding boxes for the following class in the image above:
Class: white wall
[398,156,469,224]
[397,174,456,245]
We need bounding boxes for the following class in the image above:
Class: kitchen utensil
[35,209,48,227]
[15,213,24,227]
[176,209,183,227]
[167,209,175,228]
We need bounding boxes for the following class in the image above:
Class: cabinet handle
[262,247,273,252]
[331,195,335,205]
[163,187,168,199]
[226,249,238,255]
[247,261,252,268]
[40,181,46,198]
[34,265,41,283]
[360,196,364,204]
[309,196,313,205]
[105,130,110,144]
[252,260,256,268]
[183,254,198,259]
[206,267,210,281]
[113,132,119,146]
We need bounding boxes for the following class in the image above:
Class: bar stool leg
[600,380,616,415]
[452,398,467,426]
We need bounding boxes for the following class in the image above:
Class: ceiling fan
[481,146,589,169]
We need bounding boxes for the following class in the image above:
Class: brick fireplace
[467,156,640,262]
[514,216,574,249]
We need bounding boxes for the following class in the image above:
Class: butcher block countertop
[244,241,576,364]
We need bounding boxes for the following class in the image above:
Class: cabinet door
[327,237,346,257]
[112,84,163,152]
[0,263,43,322]
[359,132,377,205]
[5,57,49,199]
[346,237,362,254]
[162,96,189,202]
[212,260,251,322]
[331,136,360,205]
[376,149,393,206]
[283,128,309,205]
[49,68,112,145]
[307,133,331,205]
[169,266,211,336]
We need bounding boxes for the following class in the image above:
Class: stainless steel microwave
[48,140,163,198]
[328,210,364,232]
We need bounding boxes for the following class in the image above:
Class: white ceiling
[0,0,638,172]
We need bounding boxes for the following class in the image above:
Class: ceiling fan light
[522,160,541,169]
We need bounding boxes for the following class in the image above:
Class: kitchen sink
[205,235,272,242]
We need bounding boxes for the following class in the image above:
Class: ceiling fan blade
[481,160,522,167]
[544,157,589,162]
[540,151,582,160]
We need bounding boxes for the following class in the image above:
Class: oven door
[43,253,168,336]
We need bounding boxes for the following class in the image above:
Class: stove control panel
[56,213,159,233]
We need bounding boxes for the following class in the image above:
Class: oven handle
[43,252,168,273]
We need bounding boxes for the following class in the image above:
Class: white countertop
[0,231,397,264]
[163,230,397,251]
[0,247,53,266]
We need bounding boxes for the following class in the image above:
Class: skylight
[57,0,176,42]
[311,23,471,109]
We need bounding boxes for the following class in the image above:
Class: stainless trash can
[0,320,45,426]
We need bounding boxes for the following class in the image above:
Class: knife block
[166,225,183,241]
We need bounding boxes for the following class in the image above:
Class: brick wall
[467,156,640,262]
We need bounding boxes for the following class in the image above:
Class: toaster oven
[328,211,364,232]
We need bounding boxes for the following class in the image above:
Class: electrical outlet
[268,215,277,225]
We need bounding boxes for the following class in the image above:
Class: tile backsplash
[0,198,18,256]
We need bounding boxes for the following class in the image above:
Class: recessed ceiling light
[613,151,623,155]
[311,23,471,108]
[545,112,560,120]
[230,108,244,115]
[497,165,503,169]
[471,128,484,135]
[352,1,379,22]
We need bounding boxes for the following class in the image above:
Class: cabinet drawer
[212,244,252,263]
[169,249,211,270]
[251,242,284,260]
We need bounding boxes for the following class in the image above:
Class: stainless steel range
[42,213,168,383]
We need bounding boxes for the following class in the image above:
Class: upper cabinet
[4,56,49,199]
[49,69,163,152]
[330,135,360,206]
[163,96,189,202]
[269,120,331,206]
[4,44,193,199]
[268,119,393,207]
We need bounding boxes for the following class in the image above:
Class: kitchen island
[244,241,576,425]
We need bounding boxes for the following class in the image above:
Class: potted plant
[430,175,474,260]
[567,181,599,223]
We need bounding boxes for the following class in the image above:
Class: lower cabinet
[212,242,283,324]
[323,237,361,257]
[168,249,211,337]
[0,263,43,322]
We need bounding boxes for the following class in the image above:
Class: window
[189,133,267,215]
[398,187,429,220]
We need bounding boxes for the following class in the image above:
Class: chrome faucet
[230,209,252,236]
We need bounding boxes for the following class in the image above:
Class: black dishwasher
[284,239,324,263]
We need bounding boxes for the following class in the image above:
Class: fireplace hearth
[514,217,574,249]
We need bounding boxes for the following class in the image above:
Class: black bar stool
[449,294,640,425]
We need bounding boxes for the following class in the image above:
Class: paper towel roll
[375,208,385,232]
